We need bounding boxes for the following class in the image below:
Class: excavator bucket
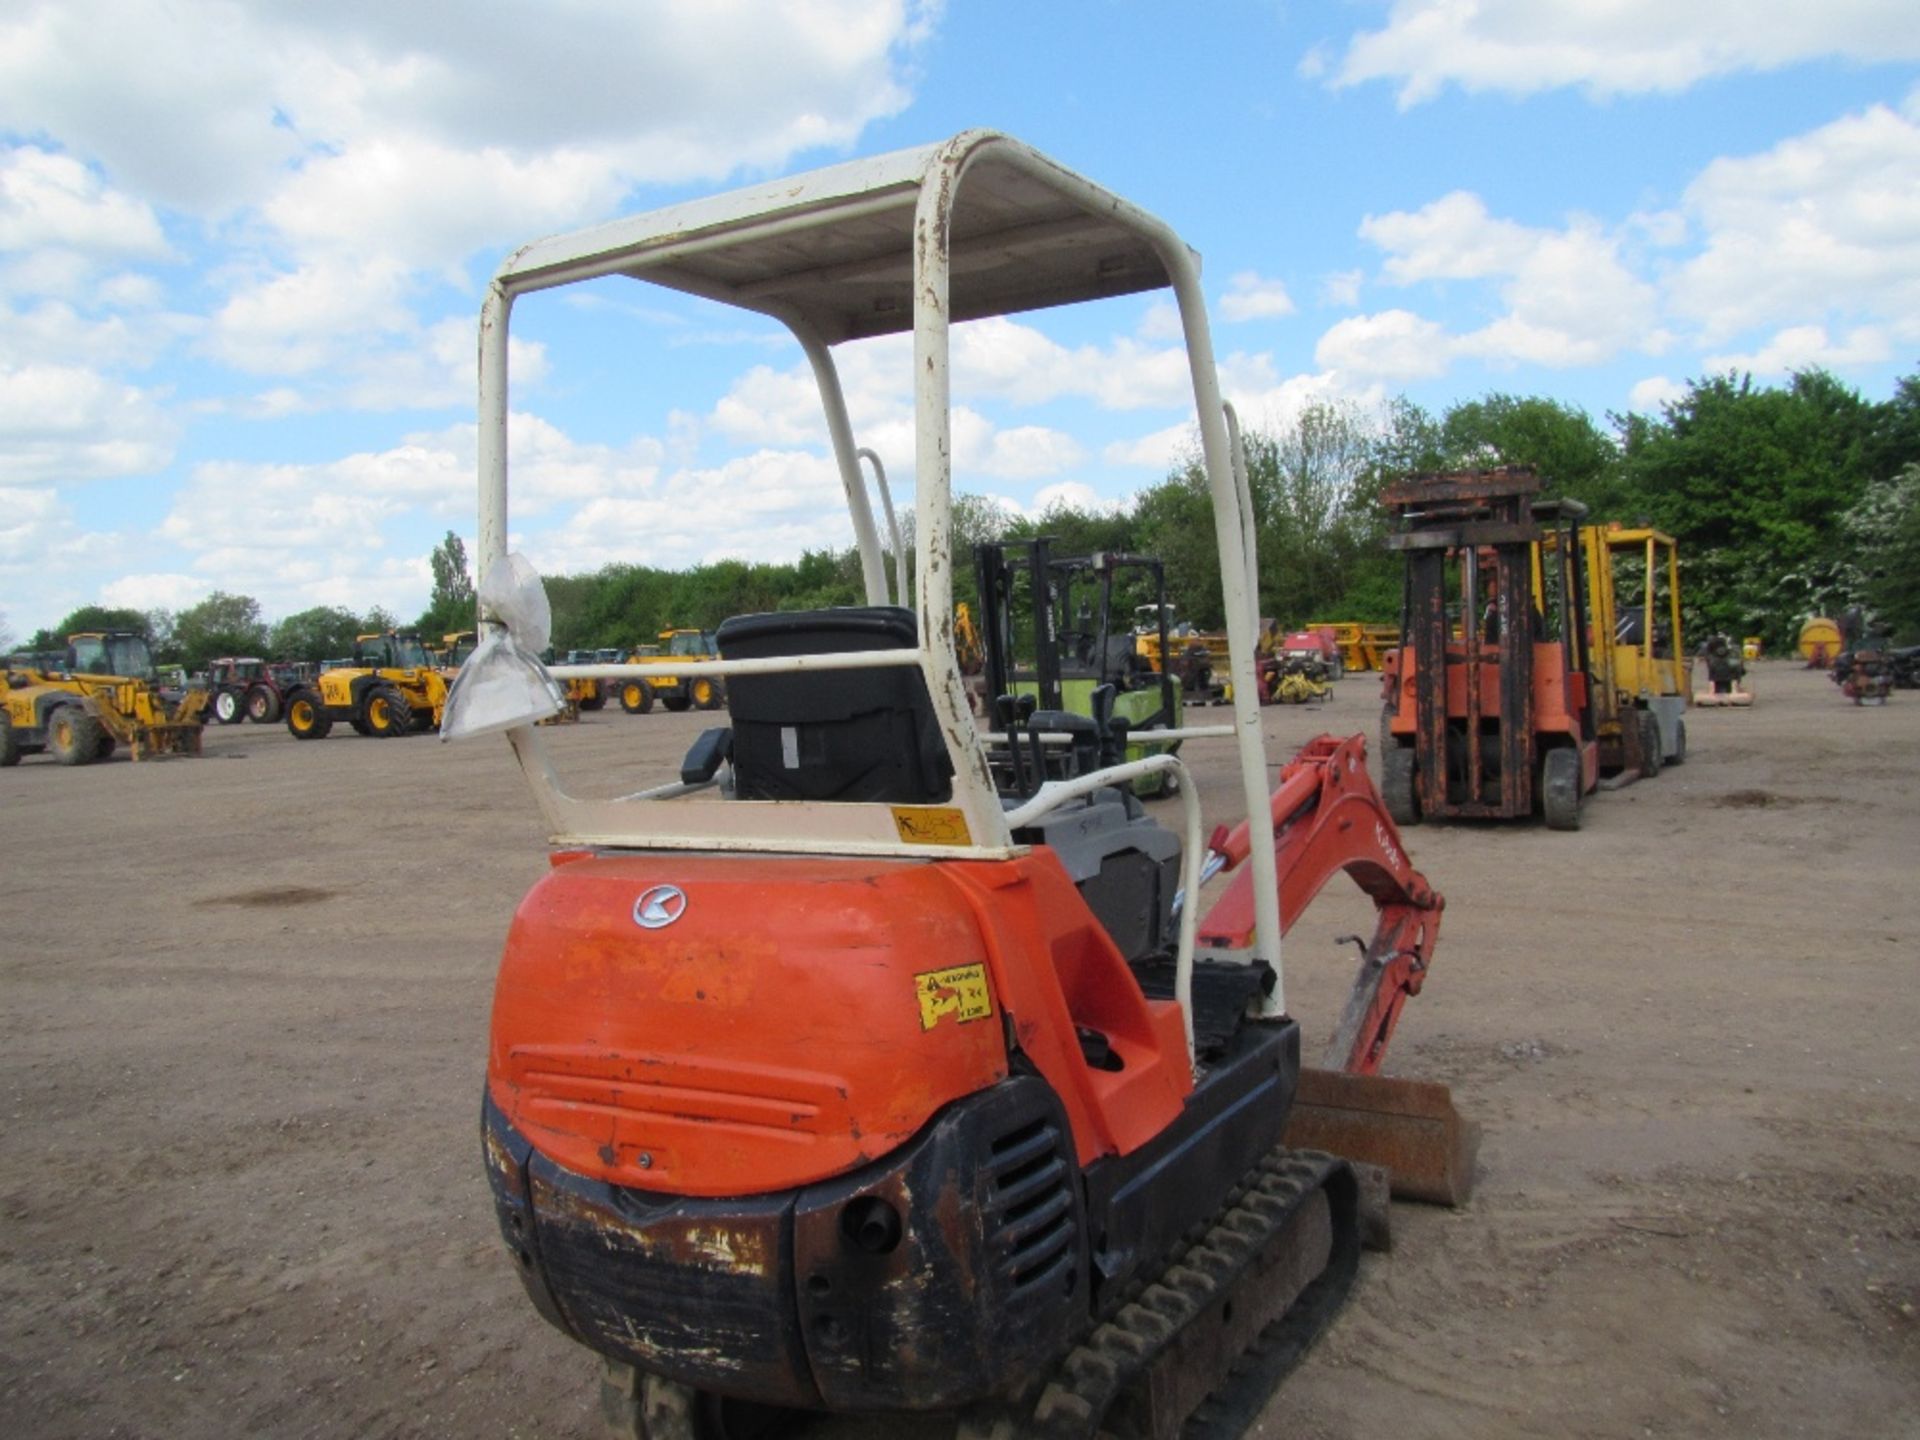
[1195,733,1477,1207]
[131,723,205,760]
[1285,1067,1479,1207]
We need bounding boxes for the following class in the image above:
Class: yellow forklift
[2,631,208,764]
[283,630,448,739]
[1577,523,1690,771]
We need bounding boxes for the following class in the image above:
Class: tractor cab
[354,631,433,671]
[67,631,157,682]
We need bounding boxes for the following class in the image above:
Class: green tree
[171,592,271,670]
[1618,369,1878,644]
[1440,393,1623,510]
[418,531,477,637]
[30,605,154,650]
[269,606,365,663]
[1843,462,1920,641]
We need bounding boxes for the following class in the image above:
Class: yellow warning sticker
[891,805,972,846]
[915,963,994,1031]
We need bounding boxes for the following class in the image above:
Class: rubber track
[1021,1147,1358,1440]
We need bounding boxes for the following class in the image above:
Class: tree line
[18,366,1919,670]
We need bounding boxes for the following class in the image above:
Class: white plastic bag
[439,552,564,741]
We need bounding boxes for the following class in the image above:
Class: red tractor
[204,657,301,725]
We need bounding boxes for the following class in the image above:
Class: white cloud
[0,146,170,259]
[0,363,176,481]
[1220,271,1296,322]
[1670,98,1920,344]
[0,484,133,630]
[1314,310,1451,381]
[1104,423,1195,471]
[1328,1,1920,106]
[524,447,856,576]
[1627,376,1687,413]
[1320,269,1364,307]
[1704,324,1891,377]
[1361,191,1533,283]
[1030,481,1118,515]
[972,426,1085,480]
[0,299,194,371]
[100,572,208,612]
[1358,191,1665,369]
[205,257,415,375]
[1138,300,1185,342]
[0,1,935,225]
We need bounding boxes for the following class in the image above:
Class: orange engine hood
[486,852,1009,1197]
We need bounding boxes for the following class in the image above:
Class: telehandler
[2,631,208,764]
[283,630,447,739]
[473,131,1466,1440]
[623,627,725,711]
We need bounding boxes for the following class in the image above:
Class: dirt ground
[2,660,1915,1440]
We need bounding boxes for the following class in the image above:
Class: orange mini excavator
[470,133,1467,1439]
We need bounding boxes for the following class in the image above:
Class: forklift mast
[1382,466,1593,820]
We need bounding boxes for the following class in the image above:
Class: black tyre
[1329,654,1346,682]
[247,686,282,724]
[690,676,724,711]
[1637,710,1662,779]
[0,715,19,767]
[213,688,245,725]
[661,694,691,713]
[579,681,606,711]
[1382,742,1420,826]
[94,730,116,760]
[364,686,412,737]
[1668,717,1686,764]
[619,678,655,715]
[1542,745,1582,831]
[285,689,333,740]
[50,707,103,766]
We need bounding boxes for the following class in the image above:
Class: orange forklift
[1378,466,1599,831]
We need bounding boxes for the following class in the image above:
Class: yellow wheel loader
[1,631,208,765]
[627,628,726,711]
[282,630,448,740]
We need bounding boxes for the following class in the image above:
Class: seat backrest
[716,606,953,804]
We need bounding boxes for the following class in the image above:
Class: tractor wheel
[662,695,692,713]
[1382,742,1420,826]
[285,690,333,740]
[364,687,412,737]
[1542,746,1582,831]
[690,677,724,711]
[1637,711,1662,779]
[579,682,607,712]
[1329,654,1346,682]
[619,679,655,715]
[50,707,103,766]
[1668,717,1686,764]
[213,688,245,725]
[0,715,19,767]
[94,730,116,760]
[247,686,282,724]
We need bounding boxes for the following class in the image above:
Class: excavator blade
[1283,1066,1478,1207]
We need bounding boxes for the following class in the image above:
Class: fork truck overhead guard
[473,131,1466,1439]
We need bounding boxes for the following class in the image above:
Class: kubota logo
[632,884,688,929]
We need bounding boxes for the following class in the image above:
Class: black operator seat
[715,606,954,804]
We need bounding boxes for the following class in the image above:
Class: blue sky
[3,1,1916,638]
